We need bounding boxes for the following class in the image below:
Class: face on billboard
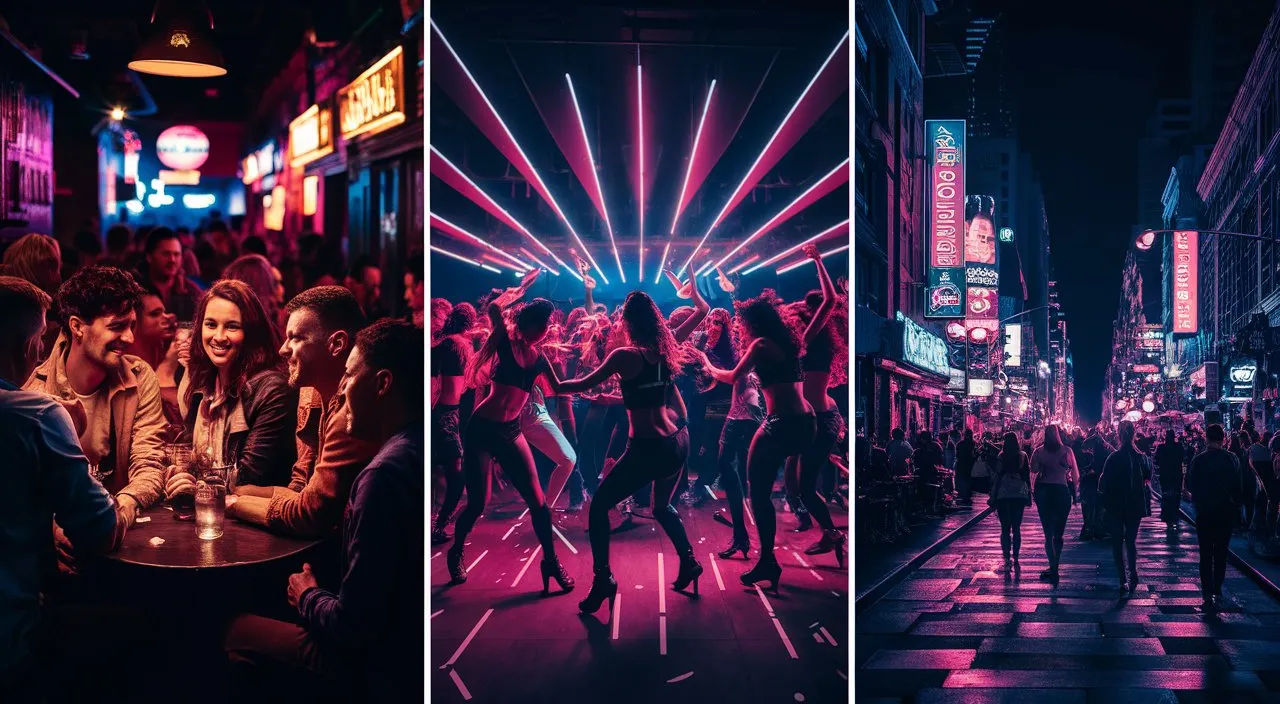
[966,286,997,318]
[965,213,996,265]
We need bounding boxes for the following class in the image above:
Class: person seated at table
[229,286,379,538]
[225,318,424,701]
[165,280,297,501]
[126,281,184,426]
[0,276,128,698]
[25,266,167,526]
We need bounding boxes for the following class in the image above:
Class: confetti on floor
[666,672,694,684]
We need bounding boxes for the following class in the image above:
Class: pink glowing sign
[929,121,964,269]
[1172,229,1198,334]
[156,125,210,171]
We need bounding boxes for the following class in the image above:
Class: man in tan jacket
[24,267,167,525]
[229,287,378,537]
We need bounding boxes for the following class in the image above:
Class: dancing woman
[696,247,825,590]
[544,286,709,613]
[785,250,845,566]
[447,269,575,595]
[431,303,476,545]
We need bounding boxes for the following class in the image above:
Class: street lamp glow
[110,107,125,121]
[1135,230,1157,251]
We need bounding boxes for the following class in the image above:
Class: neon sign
[1172,229,1198,334]
[289,103,334,167]
[896,312,949,377]
[156,125,210,171]
[924,119,965,318]
[338,46,405,140]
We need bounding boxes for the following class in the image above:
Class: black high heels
[718,538,750,560]
[579,572,618,614]
[430,521,452,546]
[740,558,782,592]
[672,555,704,594]
[540,555,575,595]
[446,546,467,584]
[804,529,847,568]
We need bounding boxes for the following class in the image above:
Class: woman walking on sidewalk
[1100,421,1152,593]
[1030,424,1079,582]
[991,432,1031,570]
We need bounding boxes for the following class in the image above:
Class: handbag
[990,455,1030,505]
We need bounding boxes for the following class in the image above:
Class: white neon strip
[742,219,850,274]
[567,74,623,284]
[670,80,717,236]
[695,262,714,278]
[710,159,849,271]
[431,245,504,275]
[432,21,609,284]
[519,248,556,273]
[481,254,528,274]
[501,523,519,541]
[431,212,535,271]
[709,553,726,591]
[655,242,671,284]
[658,553,667,614]
[442,608,494,667]
[551,525,578,555]
[729,254,760,274]
[777,243,850,274]
[678,32,849,276]
[429,146,565,272]
[612,592,622,640]
[637,59,645,283]
[467,549,489,572]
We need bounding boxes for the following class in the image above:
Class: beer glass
[195,462,231,540]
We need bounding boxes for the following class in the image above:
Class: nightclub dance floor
[430,497,850,703]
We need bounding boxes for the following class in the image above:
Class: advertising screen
[924,119,965,319]
[964,195,998,321]
[1004,323,1022,367]
[1172,230,1198,334]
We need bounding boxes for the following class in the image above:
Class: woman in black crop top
[782,251,846,566]
[431,304,476,546]
[447,269,575,596]
[545,288,709,614]
[696,244,832,591]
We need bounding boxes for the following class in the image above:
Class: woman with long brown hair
[544,285,708,612]
[1029,424,1080,582]
[164,280,297,501]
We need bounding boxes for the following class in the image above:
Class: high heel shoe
[792,512,813,532]
[804,529,847,568]
[540,555,575,595]
[431,519,452,546]
[446,546,467,584]
[718,538,749,560]
[672,554,704,594]
[740,557,782,592]
[579,571,618,614]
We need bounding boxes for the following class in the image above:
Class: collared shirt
[0,379,117,678]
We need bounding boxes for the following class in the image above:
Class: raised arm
[801,244,837,346]
[698,338,762,385]
[543,348,627,394]
[672,279,709,344]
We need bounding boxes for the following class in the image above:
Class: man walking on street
[1188,424,1242,611]
[1156,430,1186,532]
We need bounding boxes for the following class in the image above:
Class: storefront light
[303,175,319,216]
[182,193,216,209]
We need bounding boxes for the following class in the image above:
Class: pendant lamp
[128,1,227,78]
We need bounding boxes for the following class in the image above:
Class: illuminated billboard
[339,46,405,141]
[1004,323,1022,367]
[964,195,999,321]
[1172,229,1198,334]
[924,119,965,318]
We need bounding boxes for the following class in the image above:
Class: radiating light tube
[431,244,505,274]
[655,241,671,284]
[776,244,850,275]
[670,80,717,237]
[637,58,645,284]
[741,219,850,275]
[430,212,536,272]
[728,254,760,274]
[567,74,623,283]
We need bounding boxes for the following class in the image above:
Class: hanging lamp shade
[128,2,226,78]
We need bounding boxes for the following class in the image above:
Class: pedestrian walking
[1100,421,1151,593]
[1156,429,1186,531]
[956,429,977,506]
[1030,424,1079,582]
[1187,424,1242,611]
[990,432,1031,569]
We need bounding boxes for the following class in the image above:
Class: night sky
[996,0,1192,424]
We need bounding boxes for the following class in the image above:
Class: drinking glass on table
[195,462,232,540]
[166,440,196,521]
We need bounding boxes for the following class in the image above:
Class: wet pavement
[430,497,850,703]
[855,500,1280,702]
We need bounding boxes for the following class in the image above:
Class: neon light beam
[678,32,850,276]
[430,212,537,272]
[567,74,623,283]
[637,57,645,283]
[431,244,504,274]
[431,20,608,283]
[741,219,850,275]
[776,244,850,275]
[669,80,717,236]
[655,241,671,284]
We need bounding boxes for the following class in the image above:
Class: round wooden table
[105,508,321,570]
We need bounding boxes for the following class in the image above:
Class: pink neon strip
[430,213,536,271]
[429,146,565,274]
[728,254,760,274]
[670,80,717,235]
[678,32,849,276]
[740,219,850,274]
[482,253,527,272]
[708,159,849,272]
[430,244,504,274]
[431,20,608,284]
[776,243,850,275]
[637,59,645,284]
[566,74,623,283]
[520,247,555,272]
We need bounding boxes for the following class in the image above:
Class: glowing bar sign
[156,125,210,171]
[924,119,965,319]
[289,103,334,167]
[896,311,949,377]
[339,46,405,140]
[1172,229,1198,334]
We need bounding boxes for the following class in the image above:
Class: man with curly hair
[24,266,168,530]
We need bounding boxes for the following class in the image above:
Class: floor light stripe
[449,669,473,700]
[442,608,494,668]
[709,553,726,591]
[511,545,542,588]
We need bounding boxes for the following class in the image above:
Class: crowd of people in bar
[430,244,850,611]
[0,221,426,702]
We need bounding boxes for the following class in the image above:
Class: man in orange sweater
[228,287,378,537]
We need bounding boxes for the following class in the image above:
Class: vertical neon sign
[924,119,966,318]
[1172,229,1198,334]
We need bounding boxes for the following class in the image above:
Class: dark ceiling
[0,1,399,123]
